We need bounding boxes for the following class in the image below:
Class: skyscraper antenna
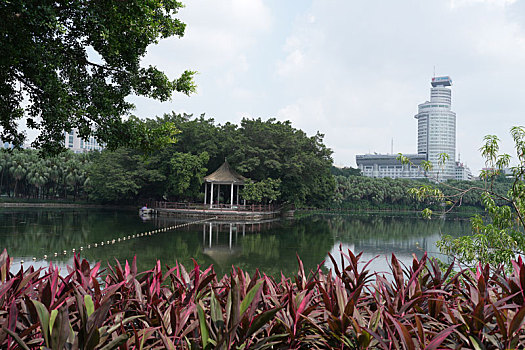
[433,66,436,78]
[391,137,394,154]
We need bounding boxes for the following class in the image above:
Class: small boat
[139,207,155,216]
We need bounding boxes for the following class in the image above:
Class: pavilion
[203,161,248,209]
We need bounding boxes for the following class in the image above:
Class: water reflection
[1,209,472,276]
[323,214,470,273]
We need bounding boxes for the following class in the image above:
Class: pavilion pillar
[230,183,234,208]
[210,183,214,209]
[217,184,220,205]
[204,182,208,205]
[236,185,239,205]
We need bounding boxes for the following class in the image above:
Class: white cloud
[269,0,525,172]
[450,0,517,9]
[130,0,525,173]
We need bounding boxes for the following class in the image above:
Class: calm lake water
[1,208,472,277]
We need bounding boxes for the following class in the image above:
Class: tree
[241,178,281,204]
[166,151,209,200]
[88,149,165,203]
[330,166,361,177]
[0,0,195,154]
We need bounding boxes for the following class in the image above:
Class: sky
[129,0,525,174]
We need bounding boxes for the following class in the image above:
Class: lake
[0,208,472,277]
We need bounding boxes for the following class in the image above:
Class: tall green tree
[88,149,165,203]
[0,0,195,154]
[166,151,209,200]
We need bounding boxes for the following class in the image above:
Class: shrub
[2,248,525,348]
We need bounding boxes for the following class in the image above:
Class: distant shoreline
[0,202,136,209]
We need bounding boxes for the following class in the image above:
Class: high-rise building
[356,75,467,181]
[64,129,104,153]
[414,76,456,180]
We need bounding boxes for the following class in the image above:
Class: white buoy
[106,241,109,244]
[101,242,104,246]
[20,260,24,264]
[63,250,67,255]
[44,255,47,260]
[123,237,126,241]
[88,244,91,249]
[94,243,97,247]
[32,257,36,261]
[72,248,75,253]
[80,247,83,251]
[54,252,58,257]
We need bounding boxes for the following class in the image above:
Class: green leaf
[210,292,223,327]
[197,302,209,348]
[469,335,485,350]
[85,295,95,317]
[31,299,50,347]
[240,281,263,316]
[49,309,58,336]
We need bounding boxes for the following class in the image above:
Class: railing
[154,201,278,212]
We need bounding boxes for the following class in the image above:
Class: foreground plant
[2,248,525,349]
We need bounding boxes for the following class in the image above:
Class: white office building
[356,76,471,181]
[415,76,456,180]
[64,130,104,153]
[356,154,427,179]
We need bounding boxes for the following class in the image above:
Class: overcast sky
[129,0,525,174]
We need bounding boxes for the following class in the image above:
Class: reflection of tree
[3,209,473,278]
[324,214,471,242]
[241,235,280,261]
[1,208,157,263]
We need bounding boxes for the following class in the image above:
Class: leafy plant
[3,248,525,348]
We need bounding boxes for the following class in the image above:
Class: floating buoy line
[25,216,218,264]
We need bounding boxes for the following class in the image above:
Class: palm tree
[9,154,27,198]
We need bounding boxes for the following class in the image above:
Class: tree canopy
[153,113,336,206]
[0,0,195,154]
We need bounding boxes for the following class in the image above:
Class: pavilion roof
[204,161,248,184]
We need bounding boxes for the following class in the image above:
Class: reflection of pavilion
[155,161,281,220]
[200,221,277,267]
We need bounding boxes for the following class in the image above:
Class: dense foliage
[332,174,511,211]
[0,0,195,154]
[154,113,336,206]
[0,115,334,206]
[3,248,525,349]
[0,149,91,200]
[330,166,361,177]
[89,114,335,206]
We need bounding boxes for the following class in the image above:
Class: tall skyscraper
[356,75,465,181]
[414,76,456,180]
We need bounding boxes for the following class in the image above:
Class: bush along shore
[2,249,525,349]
